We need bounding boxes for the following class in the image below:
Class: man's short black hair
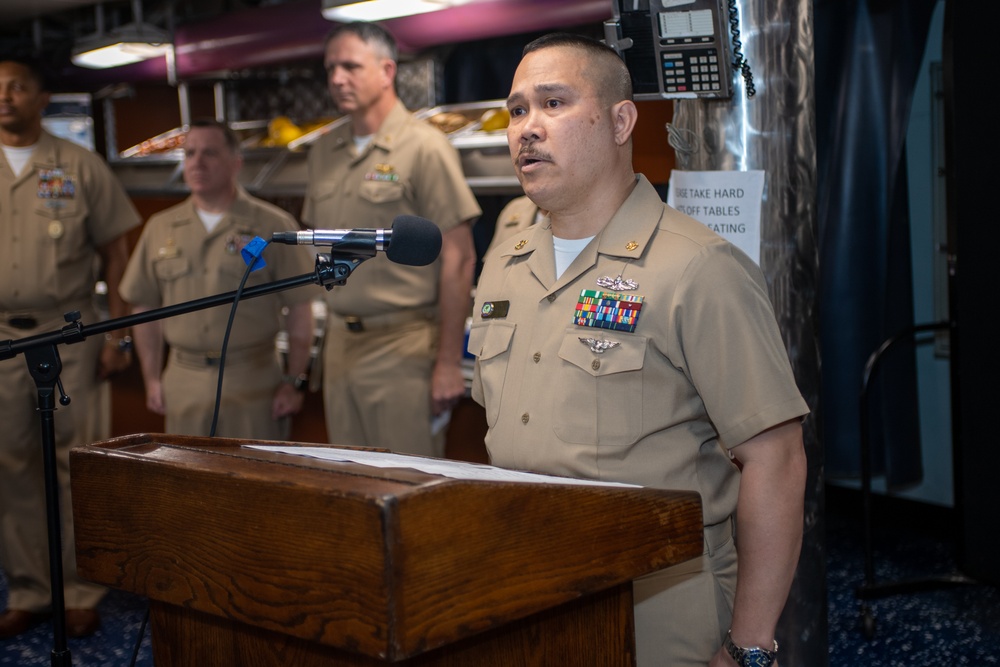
[0,55,50,92]
[187,118,241,155]
[521,33,633,104]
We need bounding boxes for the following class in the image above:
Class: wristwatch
[282,373,309,392]
[724,630,778,667]
[105,333,133,353]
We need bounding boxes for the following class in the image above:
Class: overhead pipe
[387,0,612,52]
[72,0,612,84]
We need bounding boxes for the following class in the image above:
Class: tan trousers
[162,346,289,441]
[633,518,738,667]
[0,314,108,612]
[322,317,441,457]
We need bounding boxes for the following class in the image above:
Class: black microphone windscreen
[387,216,442,266]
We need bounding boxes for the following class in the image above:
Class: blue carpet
[0,583,152,667]
[824,487,1000,666]
[2,486,998,666]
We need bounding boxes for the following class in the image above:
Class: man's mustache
[516,146,551,163]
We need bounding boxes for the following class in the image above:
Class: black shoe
[0,608,49,639]
[65,608,101,638]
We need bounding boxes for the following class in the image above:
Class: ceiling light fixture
[72,1,172,70]
[321,0,458,23]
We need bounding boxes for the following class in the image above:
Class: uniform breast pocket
[308,180,341,219]
[359,180,405,205]
[467,321,516,428]
[555,331,647,447]
[153,255,192,283]
[220,255,268,287]
[35,199,82,221]
[35,202,86,266]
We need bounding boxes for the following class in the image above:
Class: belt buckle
[8,316,38,330]
[345,316,364,332]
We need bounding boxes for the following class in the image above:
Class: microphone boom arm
[0,251,362,361]
[0,248,367,665]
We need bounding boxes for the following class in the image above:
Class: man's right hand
[145,380,166,415]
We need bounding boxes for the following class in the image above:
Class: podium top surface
[71,433,703,661]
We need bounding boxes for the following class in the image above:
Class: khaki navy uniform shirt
[470,175,808,526]
[302,100,481,317]
[0,130,140,314]
[120,188,314,353]
[487,195,545,255]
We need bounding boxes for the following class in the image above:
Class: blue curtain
[815,0,938,489]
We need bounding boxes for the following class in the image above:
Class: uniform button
[521,413,529,424]
[532,352,541,363]
[546,294,556,302]
[592,359,601,371]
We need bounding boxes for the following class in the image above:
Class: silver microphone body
[271,216,441,267]
[277,228,390,251]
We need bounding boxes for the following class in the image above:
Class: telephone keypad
[660,48,726,94]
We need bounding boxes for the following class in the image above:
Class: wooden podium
[70,434,703,666]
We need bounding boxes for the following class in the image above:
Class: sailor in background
[303,22,481,456]
[120,119,314,439]
[0,57,140,639]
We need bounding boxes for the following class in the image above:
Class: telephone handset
[605,0,755,100]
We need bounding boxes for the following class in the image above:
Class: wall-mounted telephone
[605,0,754,100]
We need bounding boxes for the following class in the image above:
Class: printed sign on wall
[666,170,766,265]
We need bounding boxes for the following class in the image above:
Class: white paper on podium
[245,445,639,488]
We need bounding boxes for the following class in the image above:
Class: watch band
[282,373,309,392]
[105,333,133,353]
[723,630,778,667]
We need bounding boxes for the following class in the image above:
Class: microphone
[271,215,442,267]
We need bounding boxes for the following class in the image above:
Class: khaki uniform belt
[172,341,275,367]
[328,306,438,333]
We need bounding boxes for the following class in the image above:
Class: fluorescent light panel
[72,41,171,69]
[72,22,172,70]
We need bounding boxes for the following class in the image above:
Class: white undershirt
[196,208,226,233]
[553,235,595,279]
[1,144,36,176]
[354,134,374,153]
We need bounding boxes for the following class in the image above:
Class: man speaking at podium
[0,57,140,638]
[469,35,809,667]
[120,120,314,440]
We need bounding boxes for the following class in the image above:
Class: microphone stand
[0,252,359,667]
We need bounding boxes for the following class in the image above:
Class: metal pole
[669,1,825,663]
